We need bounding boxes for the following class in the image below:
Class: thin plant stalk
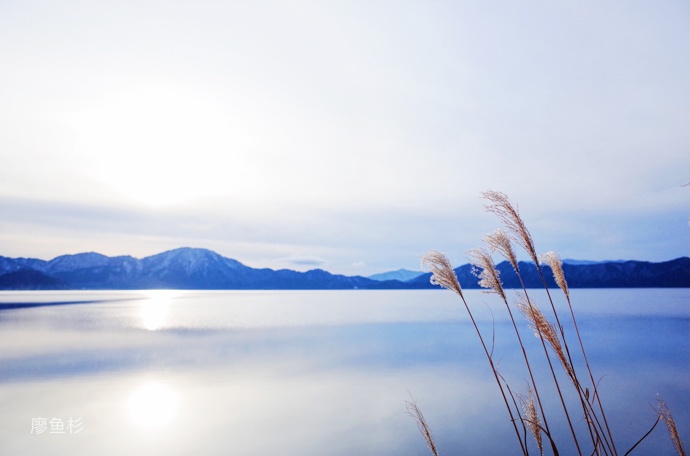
[497,372,529,451]
[483,190,616,455]
[622,416,660,456]
[516,292,584,456]
[495,240,584,455]
[484,230,600,454]
[541,251,618,455]
[535,258,616,455]
[422,250,529,456]
[468,246,558,456]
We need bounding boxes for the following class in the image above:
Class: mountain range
[368,269,423,282]
[0,247,687,290]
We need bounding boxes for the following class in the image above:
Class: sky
[0,0,688,276]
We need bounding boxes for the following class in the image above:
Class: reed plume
[482,191,570,357]
[516,292,575,383]
[519,385,544,456]
[406,397,440,456]
[421,250,463,299]
[482,190,539,265]
[485,228,519,272]
[658,398,687,456]
[467,246,506,300]
[540,251,569,301]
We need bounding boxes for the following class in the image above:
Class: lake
[0,289,687,455]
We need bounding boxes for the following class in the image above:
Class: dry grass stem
[406,398,440,456]
[485,228,519,272]
[540,250,617,452]
[421,250,463,298]
[540,251,570,301]
[467,246,506,300]
[423,251,528,455]
[516,293,575,382]
[482,190,539,265]
[658,398,686,456]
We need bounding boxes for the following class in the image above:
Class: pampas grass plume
[467,246,506,300]
[482,190,539,265]
[406,398,440,456]
[421,250,463,299]
[658,398,687,456]
[485,228,519,272]
[520,385,543,456]
[540,251,570,301]
[516,292,575,382]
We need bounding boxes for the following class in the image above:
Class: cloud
[279,256,329,270]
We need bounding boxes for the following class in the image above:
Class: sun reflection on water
[128,381,178,429]
[139,290,176,331]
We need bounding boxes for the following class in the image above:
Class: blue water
[0,289,687,455]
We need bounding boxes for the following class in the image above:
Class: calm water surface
[0,289,687,455]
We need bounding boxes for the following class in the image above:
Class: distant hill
[0,248,687,290]
[407,257,690,289]
[0,269,68,290]
[368,269,423,282]
[0,248,407,290]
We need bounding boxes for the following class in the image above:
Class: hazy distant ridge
[368,269,423,282]
[0,248,687,290]
[408,258,690,289]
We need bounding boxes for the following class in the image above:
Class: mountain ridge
[0,247,687,290]
[368,268,423,282]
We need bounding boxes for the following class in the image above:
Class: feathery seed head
[519,385,543,456]
[485,228,519,272]
[516,292,574,381]
[421,250,463,298]
[657,398,686,456]
[482,190,539,265]
[540,251,569,301]
[406,399,440,456]
[467,247,506,300]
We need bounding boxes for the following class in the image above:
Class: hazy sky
[1,0,688,275]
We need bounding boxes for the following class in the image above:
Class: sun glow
[128,381,178,429]
[139,290,176,331]
[68,84,248,207]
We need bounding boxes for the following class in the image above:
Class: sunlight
[128,381,178,429]
[69,84,246,207]
[139,290,176,331]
